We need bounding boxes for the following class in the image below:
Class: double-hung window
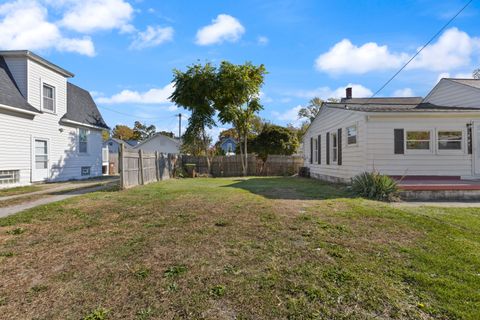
[313,138,318,163]
[406,131,430,150]
[438,131,462,150]
[347,125,357,145]
[79,128,88,153]
[42,84,55,112]
[331,132,338,162]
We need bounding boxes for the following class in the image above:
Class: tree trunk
[243,134,248,176]
[202,129,211,175]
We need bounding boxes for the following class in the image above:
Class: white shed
[134,133,181,154]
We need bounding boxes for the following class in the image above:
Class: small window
[81,167,91,176]
[79,128,88,153]
[42,84,55,112]
[347,125,357,145]
[331,132,338,162]
[406,131,430,150]
[313,138,318,162]
[438,131,462,150]
[0,170,19,184]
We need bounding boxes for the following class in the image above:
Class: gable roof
[447,78,480,90]
[61,82,109,129]
[134,132,181,149]
[0,50,74,78]
[0,56,39,114]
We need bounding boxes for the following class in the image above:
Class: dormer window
[42,83,55,113]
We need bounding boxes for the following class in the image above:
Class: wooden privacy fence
[119,144,178,189]
[181,154,304,177]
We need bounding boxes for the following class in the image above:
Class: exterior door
[33,139,49,182]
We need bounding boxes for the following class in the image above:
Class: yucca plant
[351,171,398,201]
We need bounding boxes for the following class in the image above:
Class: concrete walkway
[392,201,480,208]
[0,177,117,202]
[0,178,118,218]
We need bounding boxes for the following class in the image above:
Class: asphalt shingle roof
[448,78,480,90]
[0,56,39,114]
[340,97,424,104]
[328,102,480,113]
[62,82,109,129]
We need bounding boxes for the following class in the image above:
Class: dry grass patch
[0,177,478,319]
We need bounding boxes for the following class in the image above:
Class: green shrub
[351,171,398,201]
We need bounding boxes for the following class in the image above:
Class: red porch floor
[394,176,480,191]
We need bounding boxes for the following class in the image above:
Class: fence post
[139,149,144,185]
[155,151,160,182]
[119,143,125,189]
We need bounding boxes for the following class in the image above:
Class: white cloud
[315,39,407,74]
[0,0,95,56]
[292,84,372,100]
[60,0,134,33]
[257,36,269,45]
[315,28,480,74]
[393,88,415,97]
[97,83,174,104]
[272,105,302,121]
[195,14,245,45]
[437,71,473,82]
[130,26,174,50]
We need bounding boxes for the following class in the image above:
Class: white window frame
[79,128,88,154]
[346,124,358,146]
[436,128,465,154]
[404,130,433,154]
[313,138,318,163]
[331,132,338,163]
[41,81,56,113]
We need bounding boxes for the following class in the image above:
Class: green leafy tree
[112,125,135,140]
[101,130,110,141]
[215,61,267,176]
[170,63,217,172]
[297,97,323,123]
[250,124,299,161]
[133,121,156,140]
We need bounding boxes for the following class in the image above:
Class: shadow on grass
[225,177,351,200]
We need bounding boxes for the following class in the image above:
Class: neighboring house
[0,50,109,188]
[133,133,181,154]
[104,138,138,153]
[303,78,480,183]
[219,137,237,155]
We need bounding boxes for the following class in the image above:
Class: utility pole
[177,113,182,138]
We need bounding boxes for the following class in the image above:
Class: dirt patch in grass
[0,177,478,319]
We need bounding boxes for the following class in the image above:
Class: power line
[368,0,474,99]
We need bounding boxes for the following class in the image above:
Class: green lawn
[0,177,479,319]
[0,185,45,197]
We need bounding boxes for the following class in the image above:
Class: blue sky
[1,0,479,139]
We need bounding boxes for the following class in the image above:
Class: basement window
[81,167,91,176]
[0,170,20,184]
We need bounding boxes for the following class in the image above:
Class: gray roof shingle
[340,97,424,104]
[62,82,109,129]
[448,78,480,90]
[328,102,480,113]
[0,56,39,114]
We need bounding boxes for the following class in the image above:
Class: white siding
[4,57,28,98]
[424,80,480,108]
[135,135,180,154]
[0,58,103,188]
[303,107,367,182]
[366,116,473,177]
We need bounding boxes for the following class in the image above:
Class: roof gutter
[0,103,40,116]
[61,118,109,130]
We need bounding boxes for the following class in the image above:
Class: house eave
[0,50,75,78]
[60,118,108,130]
[0,103,40,116]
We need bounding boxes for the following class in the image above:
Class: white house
[103,138,138,154]
[0,50,109,188]
[303,78,480,183]
[133,133,181,154]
